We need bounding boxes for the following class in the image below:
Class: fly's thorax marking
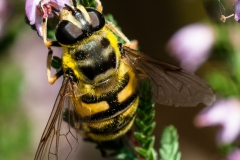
[117,66,137,103]
[77,51,117,82]
[61,26,121,83]
[117,60,131,81]
[91,60,131,95]
[73,36,119,82]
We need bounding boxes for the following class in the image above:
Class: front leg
[47,47,63,84]
[42,17,60,47]
[106,21,131,45]
[95,0,103,13]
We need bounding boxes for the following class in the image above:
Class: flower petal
[25,0,40,25]
[195,98,240,144]
[25,0,71,36]
[167,23,215,72]
[234,0,240,22]
[227,149,240,160]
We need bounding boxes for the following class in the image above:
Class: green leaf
[135,118,146,130]
[137,108,146,118]
[218,143,237,155]
[159,126,181,160]
[143,122,156,136]
[134,79,157,160]
[142,137,155,150]
[148,148,157,160]
[135,147,148,158]
[143,111,155,124]
[232,50,240,85]
[79,0,96,7]
[134,132,146,143]
[143,103,155,113]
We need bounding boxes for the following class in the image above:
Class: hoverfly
[33,0,215,159]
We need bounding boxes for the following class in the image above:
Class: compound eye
[55,8,105,45]
[86,8,105,31]
[55,20,84,45]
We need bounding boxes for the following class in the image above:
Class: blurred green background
[0,0,234,159]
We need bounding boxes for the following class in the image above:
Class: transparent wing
[34,77,82,160]
[122,46,215,107]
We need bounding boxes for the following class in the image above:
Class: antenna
[65,4,75,13]
[72,0,77,7]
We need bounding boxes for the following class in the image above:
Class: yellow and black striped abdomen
[76,65,139,141]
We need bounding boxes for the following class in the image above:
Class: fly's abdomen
[83,96,139,141]
[75,66,139,141]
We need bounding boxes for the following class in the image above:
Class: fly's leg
[38,0,60,47]
[41,9,62,84]
[94,0,130,45]
[105,22,131,45]
[43,19,62,84]
[42,17,60,47]
[47,47,63,84]
[95,0,103,13]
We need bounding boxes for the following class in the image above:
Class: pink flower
[167,23,215,72]
[195,98,240,144]
[25,0,70,36]
[227,149,240,160]
[234,0,240,22]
